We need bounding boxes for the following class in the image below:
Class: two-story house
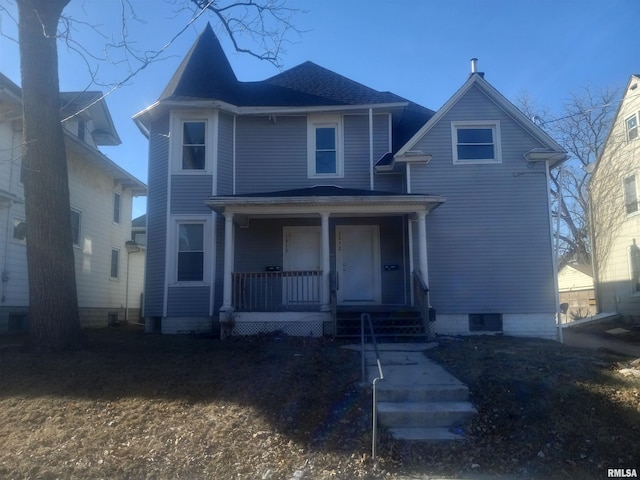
[134,25,565,339]
[590,74,640,319]
[0,72,147,332]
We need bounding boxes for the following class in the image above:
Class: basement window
[469,313,503,332]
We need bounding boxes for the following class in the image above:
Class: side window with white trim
[307,115,343,178]
[451,121,501,164]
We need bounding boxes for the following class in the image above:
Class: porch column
[221,211,234,311]
[320,212,331,311]
[416,210,429,286]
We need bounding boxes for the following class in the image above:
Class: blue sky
[1,0,638,218]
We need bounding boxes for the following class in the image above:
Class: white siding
[0,118,28,308]
[0,118,143,329]
[592,76,640,314]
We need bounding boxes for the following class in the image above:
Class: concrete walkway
[347,343,476,441]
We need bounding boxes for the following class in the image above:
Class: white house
[558,263,596,321]
[591,74,640,320]
[0,72,147,332]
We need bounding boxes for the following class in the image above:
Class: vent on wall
[469,313,503,332]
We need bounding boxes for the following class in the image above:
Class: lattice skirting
[221,312,331,338]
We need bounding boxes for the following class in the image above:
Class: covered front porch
[206,186,445,338]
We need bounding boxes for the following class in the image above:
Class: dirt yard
[0,327,638,479]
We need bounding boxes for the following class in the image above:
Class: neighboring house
[133,25,566,338]
[590,74,640,319]
[0,72,147,332]
[126,214,147,324]
[558,263,596,321]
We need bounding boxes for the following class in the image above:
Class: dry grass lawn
[0,326,639,479]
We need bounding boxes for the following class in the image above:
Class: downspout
[369,108,374,190]
[2,120,20,304]
[125,242,142,323]
[547,161,563,342]
[585,170,600,313]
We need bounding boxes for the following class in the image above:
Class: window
[12,211,80,245]
[110,248,120,279]
[626,114,638,142]
[171,112,214,173]
[12,217,26,242]
[113,192,121,224]
[624,175,639,215]
[629,240,640,293]
[452,121,501,163]
[70,209,81,246]
[469,313,503,332]
[308,115,343,177]
[177,223,204,282]
[182,121,206,170]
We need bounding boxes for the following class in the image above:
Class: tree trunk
[17,0,84,350]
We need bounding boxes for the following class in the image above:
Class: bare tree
[10,0,301,350]
[518,86,619,267]
[15,0,82,351]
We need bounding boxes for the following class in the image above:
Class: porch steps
[336,307,428,341]
[365,348,477,442]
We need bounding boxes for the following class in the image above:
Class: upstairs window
[12,217,26,243]
[70,209,81,246]
[171,112,214,173]
[626,114,638,142]
[113,192,121,224]
[624,175,639,215]
[182,121,206,170]
[308,115,343,178]
[452,121,501,164]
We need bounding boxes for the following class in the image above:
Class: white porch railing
[232,271,323,311]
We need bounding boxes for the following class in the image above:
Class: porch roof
[205,185,446,220]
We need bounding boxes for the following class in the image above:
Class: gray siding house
[134,25,565,339]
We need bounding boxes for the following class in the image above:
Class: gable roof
[0,71,145,195]
[60,91,121,146]
[591,74,640,180]
[395,72,567,167]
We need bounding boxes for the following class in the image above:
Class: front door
[283,227,321,305]
[336,225,381,304]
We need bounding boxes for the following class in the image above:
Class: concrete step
[378,401,477,428]
[387,426,466,442]
[376,383,470,402]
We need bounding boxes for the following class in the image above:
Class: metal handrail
[361,313,384,462]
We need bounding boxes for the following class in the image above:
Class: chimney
[470,58,484,78]
[470,58,478,73]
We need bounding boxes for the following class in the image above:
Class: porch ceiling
[205,186,446,222]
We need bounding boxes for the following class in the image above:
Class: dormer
[60,92,121,148]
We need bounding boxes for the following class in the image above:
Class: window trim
[307,114,344,178]
[170,111,215,174]
[11,216,26,244]
[110,247,120,280]
[626,113,638,142]
[169,216,212,286]
[70,208,82,247]
[451,120,502,164]
[113,191,121,224]
[624,174,639,217]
